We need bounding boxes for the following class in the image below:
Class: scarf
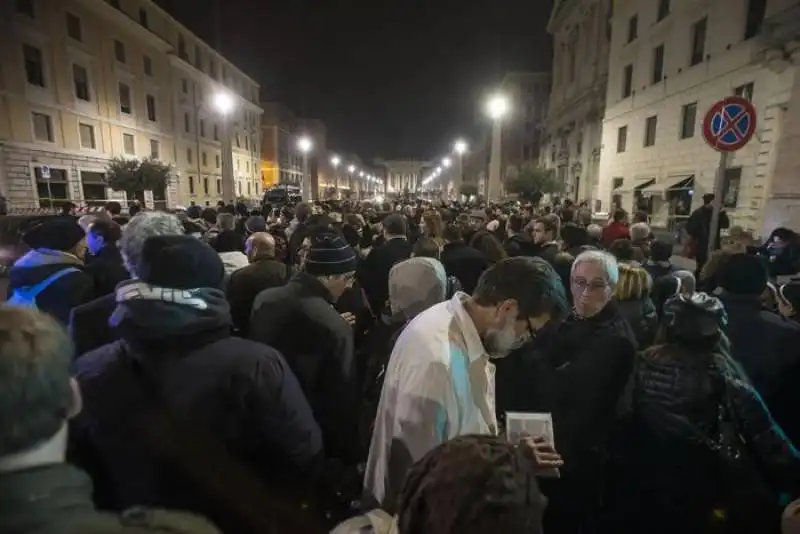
[110,280,232,349]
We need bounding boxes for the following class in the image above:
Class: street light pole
[454,139,468,200]
[213,92,236,205]
[485,94,509,202]
[297,136,313,202]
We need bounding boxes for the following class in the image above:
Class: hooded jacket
[7,248,96,325]
[72,282,322,528]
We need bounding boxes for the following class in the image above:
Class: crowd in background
[1,195,800,534]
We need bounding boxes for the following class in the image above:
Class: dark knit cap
[139,235,225,289]
[23,218,85,251]
[304,230,358,276]
[718,253,768,296]
[244,216,267,235]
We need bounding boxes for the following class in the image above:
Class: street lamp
[485,93,509,201]
[442,157,452,168]
[297,135,313,201]
[330,155,340,167]
[486,93,509,121]
[453,139,468,199]
[212,92,236,203]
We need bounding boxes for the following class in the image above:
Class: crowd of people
[1,196,800,534]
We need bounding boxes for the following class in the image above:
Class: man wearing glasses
[364,257,568,514]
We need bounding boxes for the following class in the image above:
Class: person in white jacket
[363,256,568,514]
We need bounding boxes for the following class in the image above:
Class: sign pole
[700,95,758,266]
[706,151,728,261]
[46,180,53,211]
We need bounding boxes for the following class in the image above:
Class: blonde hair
[614,263,651,301]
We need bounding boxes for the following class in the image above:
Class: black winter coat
[226,255,288,335]
[70,293,117,358]
[85,245,129,296]
[440,242,489,294]
[538,302,637,533]
[356,237,412,315]
[72,334,323,531]
[250,273,359,462]
[610,344,800,533]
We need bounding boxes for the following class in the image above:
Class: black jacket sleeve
[317,311,360,463]
[728,376,800,493]
[247,350,324,472]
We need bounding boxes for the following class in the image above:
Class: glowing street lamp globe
[454,139,468,154]
[330,155,341,167]
[486,93,509,120]
[213,92,235,114]
[297,136,313,153]
[442,157,452,168]
[348,165,356,173]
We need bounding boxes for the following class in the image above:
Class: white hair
[119,212,184,277]
[587,224,603,239]
[630,222,651,242]
[571,249,619,287]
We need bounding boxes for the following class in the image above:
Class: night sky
[157,0,554,161]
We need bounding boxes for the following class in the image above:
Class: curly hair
[397,435,546,534]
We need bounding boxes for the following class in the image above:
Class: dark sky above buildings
[157,0,554,161]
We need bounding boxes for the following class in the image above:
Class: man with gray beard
[363,256,567,514]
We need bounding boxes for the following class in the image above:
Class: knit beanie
[717,253,768,296]
[304,230,358,276]
[245,216,267,235]
[23,218,85,251]
[139,235,225,289]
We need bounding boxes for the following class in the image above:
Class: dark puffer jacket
[610,344,800,534]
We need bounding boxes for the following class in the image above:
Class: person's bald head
[246,232,275,260]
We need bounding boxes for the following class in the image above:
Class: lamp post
[213,92,236,204]
[330,155,340,199]
[485,93,509,201]
[297,135,313,202]
[454,139,468,199]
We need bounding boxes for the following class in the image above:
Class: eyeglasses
[571,278,608,292]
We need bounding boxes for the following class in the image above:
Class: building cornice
[169,55,263,114]
[547,0,582,34]
[74,0,172,52]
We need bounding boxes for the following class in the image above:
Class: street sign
[40,165,51,179]
[702,96,757,152]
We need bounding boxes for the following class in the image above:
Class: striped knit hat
[304,230,358,276]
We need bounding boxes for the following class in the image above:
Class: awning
[640,175,695,195]
[614,178,654,194]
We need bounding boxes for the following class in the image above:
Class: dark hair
[470,231,507,264]
[383,213,408,237]
[128,203,141,217]
[609,238,636,262]
[650,240,672,262]
[703,194,715,206]
[443,223,464,243]
[397,435,546,534]
[89,219,122,243]
[560,223,588,250]
[0,308,73,456]
[472,257,567,320]
[560,207,575,224]
[200,207,217,225]
[413,237,441,259]
[213,230,244,253]
[341,224,361,249]
[633,211,649,223]
[104,201,122,215]
[612,209,626,223]
[295,202,311,223]
[536,214,561,240]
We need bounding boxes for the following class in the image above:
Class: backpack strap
[24,267,81,298]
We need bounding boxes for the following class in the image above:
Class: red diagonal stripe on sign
[718,107,748,141]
